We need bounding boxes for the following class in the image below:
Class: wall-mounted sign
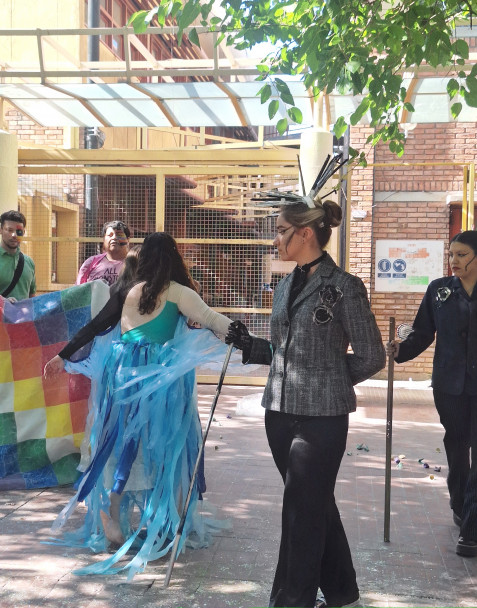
[375,240,444,292]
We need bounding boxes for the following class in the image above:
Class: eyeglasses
[276,225,294,236]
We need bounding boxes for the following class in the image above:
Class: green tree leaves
[334,116,348,139]
[447,78,460,99]
[130,0,477,156]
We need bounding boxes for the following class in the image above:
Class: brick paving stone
[1,380,477,607]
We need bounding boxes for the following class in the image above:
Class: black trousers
[265,409,358,608]
[433,389,477,540]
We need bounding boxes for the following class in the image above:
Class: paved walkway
[1,381,477,608]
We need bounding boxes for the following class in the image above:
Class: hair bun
[322,199,342,228]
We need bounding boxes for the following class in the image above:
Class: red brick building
[3,2,477,380]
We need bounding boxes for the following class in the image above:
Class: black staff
[384,322,413,541]
[384,317,395,542]
[163,343,234,588]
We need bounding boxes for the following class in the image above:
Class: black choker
[289,252,326,307]
[297,251,327,274]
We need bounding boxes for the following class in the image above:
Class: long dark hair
[135,232,196,314]
[115,244,141,292]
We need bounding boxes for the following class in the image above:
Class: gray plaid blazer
[248,254,385,416]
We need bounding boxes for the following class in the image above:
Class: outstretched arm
[226,320,272,365]
[176,285,231,335]
[57,287,125,361]
[394,286,435,363]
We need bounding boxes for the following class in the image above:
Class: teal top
[0,247,36,300]
[121,301,180,344]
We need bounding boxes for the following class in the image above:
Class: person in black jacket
[387,230,477,557]
[227,197,385,608]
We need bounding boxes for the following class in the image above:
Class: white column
[299,128,339,259]
[299,127,333,196]
[0,130,18,214]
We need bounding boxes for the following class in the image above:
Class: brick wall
[365,121,477,379]
[6,106,64,147]
[349,126,375,291]
[5,107,475,381]
[375,122,477,192]
[371,199,450,379]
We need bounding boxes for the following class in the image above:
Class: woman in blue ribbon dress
[44,232,232,579]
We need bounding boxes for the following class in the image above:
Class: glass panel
[0,84,71,99]
[415,78,449,94]
[57,83,152,99]
[14,99,103,127]
[100,14,109,42]
[87,99,171,127]
[412,94,450,123]
[112,0,123,25]
[141,82,229,99]
[112,35,123,56]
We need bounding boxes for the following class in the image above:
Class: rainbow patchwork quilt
[0,281,110,490]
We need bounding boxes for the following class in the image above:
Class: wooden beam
[19,166,298,177]
[128,34,175,83]
[401,76,418,124]
[128,82,179,128]
[43,82,109,126]
[18,147,299,165]
[214,81,248,127]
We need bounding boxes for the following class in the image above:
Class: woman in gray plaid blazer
[226,198,385,608]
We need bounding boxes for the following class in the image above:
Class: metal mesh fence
[92,175,157,239]
[18,168,299,383]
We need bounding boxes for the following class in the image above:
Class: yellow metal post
[462,165,469,231]
[345,170,352,272]
[469,163,475,230]
[156,171,166,232]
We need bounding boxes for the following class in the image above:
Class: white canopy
[1,78,474,128]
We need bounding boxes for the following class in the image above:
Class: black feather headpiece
[252,153,347,208]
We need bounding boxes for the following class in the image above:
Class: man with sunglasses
[0,210,36,301]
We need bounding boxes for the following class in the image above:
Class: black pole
[84,0,100,258]
[87,0,100,62]
[384,317,395,542]
[338,127,350,270]
[163,344,234,588]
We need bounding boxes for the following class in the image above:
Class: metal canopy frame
[0,26,265,81]
[0,81,315,128]
[1,27,477,128]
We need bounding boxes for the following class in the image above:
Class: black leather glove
[225,320,252,362]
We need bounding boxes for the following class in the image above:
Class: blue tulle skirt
[49,318,230,579]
